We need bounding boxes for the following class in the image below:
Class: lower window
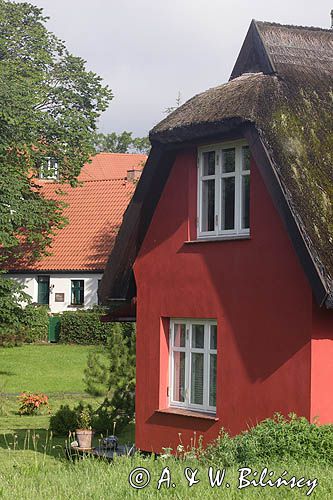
[71,280,84,305]
[169,319,217,413]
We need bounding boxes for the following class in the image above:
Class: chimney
[126,169,142,183]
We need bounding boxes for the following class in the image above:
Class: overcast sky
[33,0,332,137]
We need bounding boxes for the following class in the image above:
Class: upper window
[169,319,217,414]
[71,280,84,306]
[39,158,59,180]
[197,141,250,238]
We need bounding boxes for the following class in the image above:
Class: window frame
[169,318,217,414]
[39,158,59,180]
[71,279,85,306]
[197,140,250,239]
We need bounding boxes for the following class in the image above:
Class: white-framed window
[197,140,250,238]
[39,158,59,180]
[169,318,217,413]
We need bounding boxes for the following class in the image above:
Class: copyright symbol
[128,467,151,489]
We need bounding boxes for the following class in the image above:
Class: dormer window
[197,141,250,238]
[39,158,59,180]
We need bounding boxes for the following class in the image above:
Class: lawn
[0,344,133,461]
[0,344,99,393]
[0,344,332,499]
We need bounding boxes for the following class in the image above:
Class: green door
[48,316,60,343]
[37,276,50,305]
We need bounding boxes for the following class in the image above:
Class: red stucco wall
[311,302,333,424]
[134,147,313,454]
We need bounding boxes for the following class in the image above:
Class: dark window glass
[201,179,215,232]
[191,353,204,405]
[221,177,235,230]
[242,146,251,171]
[37,276,50,305]
[242,175,250,229]
[222,148,235,173]
[202,151,215,176]
[209,354,217,407]
[71,280,84,305]
[192,324,205,348]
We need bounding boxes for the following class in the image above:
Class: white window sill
[156,407,218,421]
[185,234,251,244]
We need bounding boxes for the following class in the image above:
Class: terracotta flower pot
[76,429,94,449]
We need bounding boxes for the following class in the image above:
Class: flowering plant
[17,392,49,415]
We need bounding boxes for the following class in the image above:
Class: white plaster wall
[6,273,103,313]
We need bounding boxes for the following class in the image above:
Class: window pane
[173,352,186,402]
[210,325,217,350]
[71,280,84,305]
[221,177,235,230]
[201,179,215,232]
[209,354,217,407]
[202,151,215,176]
[242,146,250,171]
[191,353,204,405]
[174,323,186,348]
[241,175,250,229]
[192,324,204,348]
[222,148,235,173]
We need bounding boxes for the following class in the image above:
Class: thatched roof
[100,20,333,309]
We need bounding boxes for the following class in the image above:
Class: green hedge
[59,309,115,345]
[21,305,49,343]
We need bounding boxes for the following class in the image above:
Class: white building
[7,153,146,313]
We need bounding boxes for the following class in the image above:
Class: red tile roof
[10,153,146,272]
[78,152,147,181]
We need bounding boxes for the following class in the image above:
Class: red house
[100,21,333,454]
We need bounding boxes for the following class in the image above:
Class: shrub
[21,305,49,343]
[59,309,113,345]
[0,324,26,347]
[49,402,95,435]
[18,392,49,415]
[202,414,333,466]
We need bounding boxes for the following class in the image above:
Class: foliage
[0,0,112,265]
[202,414,333,466]
[94,131,150,154]
[17,392,49,415]
[77,408,92,430]
[49,402,93,435]
[83,322,136,429]
[0,273,30,327]
[0,324,26,347]
[20,304,49,343]
[59,309,113,345]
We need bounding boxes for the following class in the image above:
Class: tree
[94,131,151,155]
[0,0,112,264]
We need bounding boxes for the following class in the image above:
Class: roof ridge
[254,19,333,34]
[95,152,147,157]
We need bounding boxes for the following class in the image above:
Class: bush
[202,414,333,466]
[17,392,49,415]
[21,305,49,343]
[49,402,94,435]
[0,324,26,347]
[59,309,113,345]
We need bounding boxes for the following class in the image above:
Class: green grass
[0,345,331,498]
[0,344,102,394]
[0,344,134,463]
[0,451,331,499]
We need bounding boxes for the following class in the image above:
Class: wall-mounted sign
[55,293,65,302]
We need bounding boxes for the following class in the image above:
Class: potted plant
[75,408,94,449]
